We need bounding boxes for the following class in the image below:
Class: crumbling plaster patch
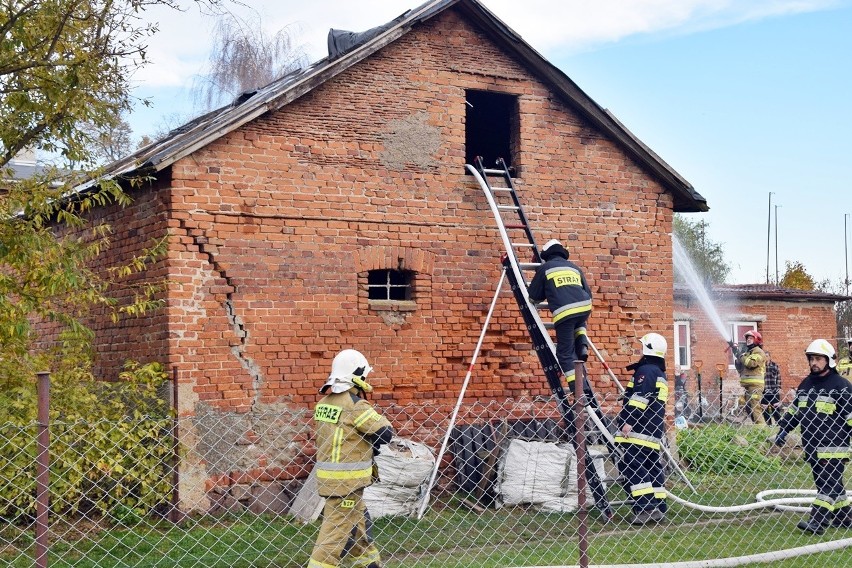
[379,112,441,170]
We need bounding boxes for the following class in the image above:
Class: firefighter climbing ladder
[465,157,610,434]
[466,156,695,492]
[467,156,615,513]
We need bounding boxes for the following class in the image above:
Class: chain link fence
[2,391,852,567]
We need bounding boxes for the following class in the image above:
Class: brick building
[673,283,848,406]
[83,0,707,416]
[69,0,715,507]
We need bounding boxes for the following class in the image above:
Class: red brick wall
[675,297,838,399]
[39,179,171,380]
[66,8,678,413]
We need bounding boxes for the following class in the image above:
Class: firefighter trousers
[308,490,381,568]
[555,313,589,382]
[807,457,849,526]
[618,442,667,514]
[740,382,765,425]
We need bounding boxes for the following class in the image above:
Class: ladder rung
[518,262,541,270]
[482,168,506,175]
[490,187,512,192]
[497,205,520,211]
[512,242,534,248]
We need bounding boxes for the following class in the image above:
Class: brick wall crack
[180,218,265,410]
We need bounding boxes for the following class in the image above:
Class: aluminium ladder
[467,157,696,494]
[467,156,615,512]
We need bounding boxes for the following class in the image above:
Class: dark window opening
[367,269,413,301]
[465,90,518,171]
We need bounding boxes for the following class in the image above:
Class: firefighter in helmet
[528,238,593,385]
[775,339,852,534]
[308,349,394,568]
[735,330,767,425]
[616,333,670,525]
[528,238,613,520]
[836,338,852,378]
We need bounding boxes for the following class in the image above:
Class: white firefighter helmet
[805,339,837,368]
[542,239,562,252]
[541,238,569,261]
[321,349,374,394]
[640,333,668,358]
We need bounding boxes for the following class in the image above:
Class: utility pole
[775,204,781,284]
[845,213,850,296]
[766,192,773,284]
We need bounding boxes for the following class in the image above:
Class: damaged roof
[103,0,708,212]
[676,282,850,303]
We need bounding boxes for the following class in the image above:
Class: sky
[128,0,852,287]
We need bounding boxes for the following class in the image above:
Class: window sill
[368,300,417,312]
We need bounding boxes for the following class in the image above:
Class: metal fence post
[573,360,589,568]
[169,365,183,524]
[35,371,50,568]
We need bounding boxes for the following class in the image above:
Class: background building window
[367,269,413,301]
[728,321,758,367]
[674,321,691,371]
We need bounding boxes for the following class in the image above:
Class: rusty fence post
[35,371,51,568]
[169,365,182,524]
[573,360,589,568]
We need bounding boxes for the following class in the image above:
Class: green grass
[5,498,852,568]
[3,424,851,567]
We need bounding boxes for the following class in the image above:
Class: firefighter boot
[630,510,652,525]
[831,506,852,528]
[577,344,589,362]
[797,510,826,535]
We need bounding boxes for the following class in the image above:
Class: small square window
[368,269,413,301]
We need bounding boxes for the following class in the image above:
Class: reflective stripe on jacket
[616,361,667,444]
[778,369,852,462]
[527,258,592,325]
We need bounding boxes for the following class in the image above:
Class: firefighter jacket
[615,359,669,451]
[737,345,766,386]
[777,369,852,462]
[313,389,393,497]
[527,258,592,326]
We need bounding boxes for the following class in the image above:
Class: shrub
[676,423,781,474]
[0,360,173,524]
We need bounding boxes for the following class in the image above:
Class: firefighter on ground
[734,330,767,425]
[308,349,394,568]
[615,333,670,525]
[528,238,592,385]
[836,338,852,378]
[774,339,852,535]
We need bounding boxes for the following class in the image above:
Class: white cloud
[482,0,844,53]
[134,0,843,87]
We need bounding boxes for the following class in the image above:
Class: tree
[192,12,308,112]
[0,1,218,385]
[673,214,731,284]
[779,261,817,291]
